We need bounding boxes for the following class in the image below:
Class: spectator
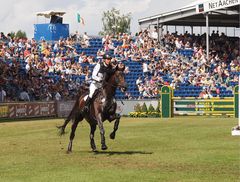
[125,92,132,100]
[142,62,149,77]
[55,91,62,101]
[75,31,81,42]
[136,76,142,86]
[19,89,30,101]
[83,32,90,47]
[0,87,6,102]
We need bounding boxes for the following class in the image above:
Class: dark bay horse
[57,66,127,152]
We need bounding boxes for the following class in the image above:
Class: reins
[103,71,126,89]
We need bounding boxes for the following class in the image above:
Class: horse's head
[112,63,128,92]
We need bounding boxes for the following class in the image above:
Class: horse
[57,65,127,153]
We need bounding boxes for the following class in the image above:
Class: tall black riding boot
[83,97,91,112]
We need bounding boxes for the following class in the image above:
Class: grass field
[0,117,239,182]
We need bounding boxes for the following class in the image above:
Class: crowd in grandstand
[0,28,239,102]
[134,29,239,98]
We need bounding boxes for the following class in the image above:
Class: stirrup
[83,106,89,112]
[83,97,91,112]
[83,101,91,112]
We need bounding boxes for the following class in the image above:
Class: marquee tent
[138,0,239,27]
[138,0,240,60]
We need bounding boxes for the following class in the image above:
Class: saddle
[85,89,115,114]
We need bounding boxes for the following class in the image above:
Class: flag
[77,13,85,25]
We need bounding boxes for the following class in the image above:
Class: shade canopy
[138,0,240,28]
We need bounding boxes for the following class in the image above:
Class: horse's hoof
[91,145,97,152]
[66,150,72,154]
[92,148,97,152]
[101,145,108,150]
[110,133,115,140]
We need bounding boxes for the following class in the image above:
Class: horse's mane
[105,65,125,82]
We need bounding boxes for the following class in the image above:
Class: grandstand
[0,30,239,102]
[0,0,239,103]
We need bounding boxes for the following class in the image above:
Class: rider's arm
[92,63,102,82]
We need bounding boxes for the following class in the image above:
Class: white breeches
[89,81,102,98]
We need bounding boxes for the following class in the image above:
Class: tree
[15,30,27,39]
[156,101,160,113]
[148,104,155,112]
[141,103,148,113]
[134,103,142,112]
[8,32,15,39]
[99,8,131,36]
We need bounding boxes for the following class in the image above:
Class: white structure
[138,0,240,60]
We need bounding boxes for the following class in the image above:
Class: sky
[0,0,198,38]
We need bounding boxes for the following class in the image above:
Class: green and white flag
[77,13,85,25]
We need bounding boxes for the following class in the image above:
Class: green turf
[0,117,239,182]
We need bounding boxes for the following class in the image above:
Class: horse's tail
[56,107,76,135]
[57,87,87,135]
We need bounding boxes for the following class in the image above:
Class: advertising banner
[0,102,56,119]
[196,0,239,13]
[174,98,234,116]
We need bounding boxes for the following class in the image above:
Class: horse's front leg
[109,113,121,140]
[90,124,97,152]
[97,114,108,150]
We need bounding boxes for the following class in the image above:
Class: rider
[83,53,115,112]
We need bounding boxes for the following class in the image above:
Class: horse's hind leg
[67,120,80,153]
[67,114,83,153]
[90,124,97,152]
[109,113,121,140]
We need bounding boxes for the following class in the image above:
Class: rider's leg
[84,83,97,111]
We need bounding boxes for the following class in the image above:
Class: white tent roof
[138,0,240,27]
[36,11,66,18]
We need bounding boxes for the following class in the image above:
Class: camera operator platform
[34,10,69,41]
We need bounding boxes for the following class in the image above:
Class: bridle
[103,71,126,90]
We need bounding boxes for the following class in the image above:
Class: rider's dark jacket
[92,62,115,82]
